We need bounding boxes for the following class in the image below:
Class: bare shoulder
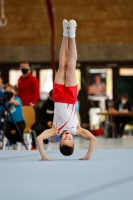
[38,124,56,140]
[51,124,56,135]
[76,125,96,141]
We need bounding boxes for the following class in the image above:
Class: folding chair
[22,106,37,150]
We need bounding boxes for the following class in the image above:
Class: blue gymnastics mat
[0,149,133,200]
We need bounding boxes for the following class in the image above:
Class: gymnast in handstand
[37,19,96,160]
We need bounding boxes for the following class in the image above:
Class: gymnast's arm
[76,125,96,160]
[36,125,56,161]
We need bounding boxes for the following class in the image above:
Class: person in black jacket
[114,93,132,137]
[31,90,54,149]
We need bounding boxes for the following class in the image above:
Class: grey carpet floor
[0,149,133,200]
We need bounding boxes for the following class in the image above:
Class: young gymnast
[37,19,96,160]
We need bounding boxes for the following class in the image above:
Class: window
[88,68,113,100]
[119,68,133,76]
[9,70,22,85]
[39,69,53,100]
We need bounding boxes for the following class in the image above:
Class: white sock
[63,19,69,37]
[69,19,77,38]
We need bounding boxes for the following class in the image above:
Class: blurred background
[0,0,133,150]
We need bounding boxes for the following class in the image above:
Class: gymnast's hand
[40,157,53,161]
[79,155,90,160]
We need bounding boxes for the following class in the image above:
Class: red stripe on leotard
[56,104,74,135]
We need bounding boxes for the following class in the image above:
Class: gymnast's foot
[63,19,69,37]
[69,19,77,38]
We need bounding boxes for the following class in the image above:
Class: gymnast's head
[59,130,74,156]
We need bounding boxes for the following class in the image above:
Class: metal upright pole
[45,0,55,84]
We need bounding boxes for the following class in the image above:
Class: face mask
[121,99,127,104]
[21,68,29,75]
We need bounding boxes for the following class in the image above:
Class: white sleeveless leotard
[53,102,79,136]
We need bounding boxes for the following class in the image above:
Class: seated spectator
[0,84,25,150]
[113,93,132,137]
[0,76,4,97]
[31,90,54,150]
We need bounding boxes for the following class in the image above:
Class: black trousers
[5,121,25,144]
[31,123,49,147]
[115,116,131,137]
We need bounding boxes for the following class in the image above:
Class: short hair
[49,90,53,97]
[60,144,74,156]
[122,93,129,99]
[4,83,14,90]
[19,61,30,67]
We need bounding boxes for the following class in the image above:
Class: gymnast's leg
[54,20,69,85]
[65,20,77,87]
